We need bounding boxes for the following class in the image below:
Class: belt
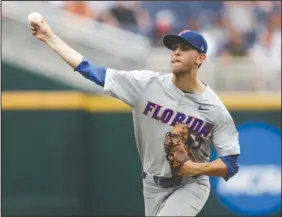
[142,171,184,188]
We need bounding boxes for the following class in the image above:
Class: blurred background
[2,1,281,217]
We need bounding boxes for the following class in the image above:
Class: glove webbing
[165,132,185,161]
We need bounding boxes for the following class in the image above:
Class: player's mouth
[172,59,181,63]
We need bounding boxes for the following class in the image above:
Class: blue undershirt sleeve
[74,58,106,87]
[220,154,240,181]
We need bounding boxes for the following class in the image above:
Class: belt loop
[157,178,160,186]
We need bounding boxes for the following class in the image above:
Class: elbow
[74,58,106,86]
[223,163,239,181]
[220,154,240,181]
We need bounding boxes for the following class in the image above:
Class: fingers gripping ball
[164,123,196,176]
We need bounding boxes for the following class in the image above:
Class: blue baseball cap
[163,30,208,54]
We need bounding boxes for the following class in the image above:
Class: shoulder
[132,70,166,82]
[202,86,233,121]
[106,68,167,82]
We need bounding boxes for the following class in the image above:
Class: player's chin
[171,62,185,73]
[171,67,184,75]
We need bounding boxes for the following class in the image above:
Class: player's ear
[196,54,206,65]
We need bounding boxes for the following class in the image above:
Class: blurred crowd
[46,1,281,60]
[44,1,281,91]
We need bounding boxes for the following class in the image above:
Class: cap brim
[163,34,202,53]
[163,35,193,50]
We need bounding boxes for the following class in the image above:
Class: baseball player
[29,13,240,216]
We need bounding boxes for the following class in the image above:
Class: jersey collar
[165,73,208,101]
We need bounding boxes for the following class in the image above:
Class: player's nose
[173,48,181,56]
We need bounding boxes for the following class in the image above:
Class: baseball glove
[164,122,196,177]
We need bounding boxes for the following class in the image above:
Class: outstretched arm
[28,12,106,86]
[45,34,84,69]
[29,12,83,69]
[28,12,158,107]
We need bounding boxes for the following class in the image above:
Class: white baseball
[28,12,42,23]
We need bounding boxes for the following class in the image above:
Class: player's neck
[172,72,205,94]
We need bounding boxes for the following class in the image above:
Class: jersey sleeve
[104,68,160,108]
[212,109,241,157]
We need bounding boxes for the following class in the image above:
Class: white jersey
[104,68,240,177]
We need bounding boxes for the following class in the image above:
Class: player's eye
[182,45,193,51]
[171,45,179,51]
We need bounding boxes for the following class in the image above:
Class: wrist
[192,162,209,176]
[44,34,58,45]
[181,161,208,176]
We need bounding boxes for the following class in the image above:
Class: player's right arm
[29,13,107,86]
[29,13,83,69]
[29,13,158,108]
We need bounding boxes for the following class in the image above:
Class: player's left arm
[179,154,239,181]
[179,109,240,181]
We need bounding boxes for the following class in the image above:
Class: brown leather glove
[164,123,196,177]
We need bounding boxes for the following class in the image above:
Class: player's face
[170,43,206,75]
